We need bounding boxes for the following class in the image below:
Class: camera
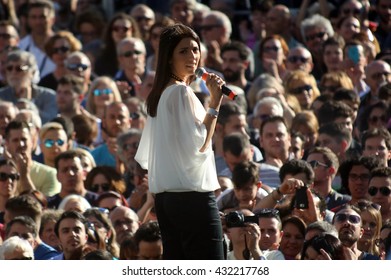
[225,211,259,228]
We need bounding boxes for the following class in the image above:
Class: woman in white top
[135,24,225,259]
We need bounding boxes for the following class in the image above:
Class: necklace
[170,73,184,83]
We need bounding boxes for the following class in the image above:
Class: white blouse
[135,83,219,194]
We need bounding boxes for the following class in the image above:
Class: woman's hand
[204,73,224,108]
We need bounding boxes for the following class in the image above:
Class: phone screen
[347,45,360,65]
[294,186,309,209]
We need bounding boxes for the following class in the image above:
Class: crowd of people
[0,0,390,260]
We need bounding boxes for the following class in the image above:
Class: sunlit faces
[5,127,32,157]
[0,164,18,199]
[258,217,282,251]
[222,114,248,137]
[51,38,71,65]
[323,44,343,72]
[171,1,194,26]
[91,173,110,194]
[348,165,371,200]
[112,19,133,44]
[360,210,378,242]
[40,128,68,165]
[65,55,91,81]
[0,104,16,136]
[262,38,285,65]
[233,181,258,206]
[333,208,363,247]
[200,16,224,44]
[93,81,115,109]
[306,152,330,184]
[102,103,130,138]
[362,136,391,167]
[368,176,391,215]
[118,41,146,76]
[40,219,60,250]
[260,120,291,159]
[338,16,361,42]
[56,83,80,113]
[304,27,328,55]
[0,25,19,50]
[252,103,282,133]
[27,6,54,35]
[57,218,88,256]
[56,157,85,193]
[279,222,305,259]
[170,37,200,80]
[365,61,391,93]
[368,107,388,130]
[288,79,314,110]
[6,222,36,248]
[5,60,33,88]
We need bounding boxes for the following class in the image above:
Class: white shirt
[135,83,219,193]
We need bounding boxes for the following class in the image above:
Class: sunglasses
[355,201,381,211]
[44,139,65,148]
[287,56,309,63]
[6,65,29,72]
[369,115,387,124]
[53,46,70,54]
[306,31,326,42]
[368,186,391,196]
[121,50,143,57]
[290,85,312,95]
[93,88,113,96]
[91,183,111,192]
[371,72,391,80]
[334,213,361,224]
[135,16,153,22]
[112,26,130,33]
[0,33,13,39]
[263,46,280,52]
[348,173,370,181]
[0,172,20,182]
[200,24,222,32]
[67,63,89,72]
[123,142,139,151]
[308,160,329,169]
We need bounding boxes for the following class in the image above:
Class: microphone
[195,67,237,100]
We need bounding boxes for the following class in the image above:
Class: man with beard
[220,41,251,96]
[91,102,131,167]
[333,205,379,259]
[48,150,98,209]
[51,210,89,260]
[4,120,60,196]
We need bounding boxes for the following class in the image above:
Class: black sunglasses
[334,213,361,224]
[355,200,381,211]
[368,186,391,197]
[0,33,13,39]
[53,46,70,54]
[290,85,312,95]
[67,63,89,71]
[91,183,111,193]
[308,160,329,169]
[369,115,387,124]
[0,172,20,182]
[6,65,29,73]
[287,56,309,63]
[306,31,326,42]
[121,50,143,57]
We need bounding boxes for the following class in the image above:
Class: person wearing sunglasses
[286,46,314,75]
[115,37,147,99]
[0,49,58,124]
[85,166,126,196]
[332,205,379,259]
[39,122,69,168]
[301,14,334,80]
[38,31,82,91]
[0,158,19,224]
[368,167,391,223]
[64,51,93,95]
[130,4,156,42]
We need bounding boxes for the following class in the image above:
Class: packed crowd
[0,0,390,260]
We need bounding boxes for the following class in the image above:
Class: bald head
[266,5,290,36]
[365,60,391,93]
[286,47,314,73]
[109,206,140,244]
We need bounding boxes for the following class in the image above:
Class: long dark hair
[146,23,201,117]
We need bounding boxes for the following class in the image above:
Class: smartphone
[294,186,309,209]
[347,45,360,65]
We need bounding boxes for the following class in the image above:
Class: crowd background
[0,0,390,260]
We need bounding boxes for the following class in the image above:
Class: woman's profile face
[171,37,200,78]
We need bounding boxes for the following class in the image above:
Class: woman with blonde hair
[291,110,319,156]
[319,71,354,97]
[86,76,122,119]
[284,70,320,111]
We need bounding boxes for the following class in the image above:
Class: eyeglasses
[348,173,370,181]
[320,85,339,92]
[334,213,361,224]
[0,172,20,182]
[44,139,65,148]
[200,24,222,32]
[6,65,29,72]
[371,72,391,80]
[135,16,153,22]
[123,142,139,151]
[263,46,280,52]
[53,46,70,54]
[308,160,329,169]
[342,8,362,16]
[369,115,387,124]
[91,183,111,192]
[0,33,13,39]
[121,50,143,57]
[287,56,309,63]
[112,26,130,33]
[306,31,326,42]
[290,85,312,95]
[368,186,391,196]
[66,63,89,72]
[355,200,381,211]
[93,88,113,96]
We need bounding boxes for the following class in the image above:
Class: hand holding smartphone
[294,185,309,209]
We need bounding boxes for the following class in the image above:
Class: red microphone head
[195,67,206,79]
